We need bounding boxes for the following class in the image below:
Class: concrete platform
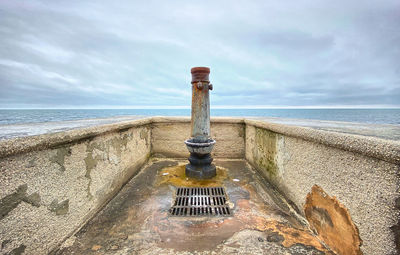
[56,159,331,254]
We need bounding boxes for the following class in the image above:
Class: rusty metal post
[190,67,212,142]
[184,67,216,179]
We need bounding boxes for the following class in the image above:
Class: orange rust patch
[234,198,330,253]
[234,198,328,253]
[150,196,330,253]
[158,164,228,187]
[154,169,331,253]
[91,245,102,251]
[304,185,362,255]
[256,219,329,252]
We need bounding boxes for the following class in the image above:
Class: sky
[0,0,399,109]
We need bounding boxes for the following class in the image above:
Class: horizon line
[1,105,400,110]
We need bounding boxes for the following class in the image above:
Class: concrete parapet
[0,116,399,254]
[151,117,245,158]
[245,120,399,255]
[0,121,151,254]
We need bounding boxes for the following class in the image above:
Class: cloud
[0,0,399,108]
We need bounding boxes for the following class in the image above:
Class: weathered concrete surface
[1,116,399,254]
[245,119,400,165]
[152,117,245,158]
[0,117,152,159]
[248,116,400,141]
[305,185,362,255]
[0,125,151,254]
[0,116,147,141]
[246,123,400,255]
[56,159,332,254]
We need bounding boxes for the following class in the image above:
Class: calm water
[0,109,399,125]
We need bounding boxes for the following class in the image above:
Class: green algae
[8,244,26,255]
[0,185,28,220]
[50,147,71,172]
[83,130,140,200]
[48,199,69,215]
[84,140,101,200]
[22,192,41,207]
[0,184,42,220]
[253,128,278,178]
[140,128,149,145]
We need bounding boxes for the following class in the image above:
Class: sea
[0,108,399,140]
[0,108,399,125]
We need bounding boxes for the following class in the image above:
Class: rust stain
[153,169,331,253]
[62,161,335,254]
[234,199,330,253]
[304,185,363,255]
[147,194,330,253]
[157,164,228,187]
[91,245,102,251]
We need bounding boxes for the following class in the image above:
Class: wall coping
[0,116,399,164]
[0,117,153,158]
[245,119,400,165]
[151,116,245,124]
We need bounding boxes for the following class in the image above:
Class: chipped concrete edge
[0,117,244,159]
[1,116,399,165]
[0,117,153,159]
[245,119,400,165]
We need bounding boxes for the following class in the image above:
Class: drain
[170,187,232,217]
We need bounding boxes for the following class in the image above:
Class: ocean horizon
[0,108,399,126]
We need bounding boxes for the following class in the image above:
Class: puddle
[158,164,228,187]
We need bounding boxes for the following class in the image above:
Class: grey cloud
[0,0,399,108]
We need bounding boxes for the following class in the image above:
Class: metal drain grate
[170,187,232,217]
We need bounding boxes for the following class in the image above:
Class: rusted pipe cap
[191,67,210,83]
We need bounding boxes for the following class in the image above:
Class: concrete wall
[245,119,400,255]
[0,119,152,255]
[151,117,245,159]
[0,117,245,254]
[0,116,398,254]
